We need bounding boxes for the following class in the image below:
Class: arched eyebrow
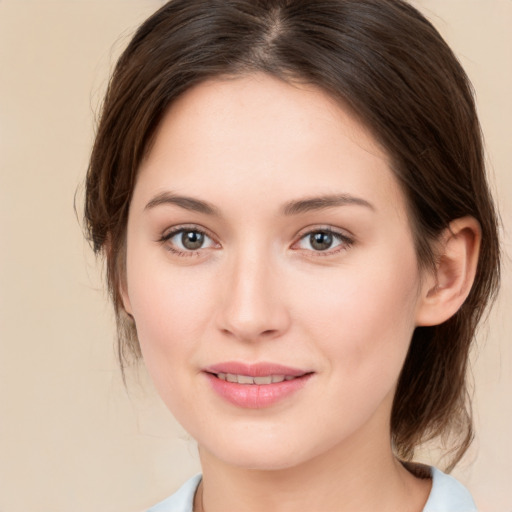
[144,191,374,217]
[144,192,220,216]
[282,194,375,215]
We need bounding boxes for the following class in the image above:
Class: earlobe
[416,217,481,327]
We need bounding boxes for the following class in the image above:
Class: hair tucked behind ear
[84,0,500,470]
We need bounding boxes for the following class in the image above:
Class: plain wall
[0,1,510,511]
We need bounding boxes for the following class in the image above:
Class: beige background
[0,1,510,511]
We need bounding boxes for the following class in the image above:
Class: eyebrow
[144,192,220,216]
[144,191,374,217]
[282,194,375,215]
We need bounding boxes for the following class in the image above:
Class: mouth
[203,362,314,408]
[212,373,299,385]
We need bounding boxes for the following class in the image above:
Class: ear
[119,278,134,317]
[105,232,134,316]
[415,217,481,326]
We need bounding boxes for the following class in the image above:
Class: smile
[215,373,297,385]
[203,362,313,408]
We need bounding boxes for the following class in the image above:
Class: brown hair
[84,0,500,471]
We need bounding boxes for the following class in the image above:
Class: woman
[84,0,500,510]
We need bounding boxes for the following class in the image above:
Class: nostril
[219,326,281,342]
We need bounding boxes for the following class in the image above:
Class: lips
[205,361,309,378]
[216,373,296,384]
[203,362,313,408]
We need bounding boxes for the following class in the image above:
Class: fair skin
[121,74,480,512]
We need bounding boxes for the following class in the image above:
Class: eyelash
[158,225,354,258]
[293,227,354,257]
[158,225,217,257]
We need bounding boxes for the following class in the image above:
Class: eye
[294,228,353,253]
[160,227,218,255]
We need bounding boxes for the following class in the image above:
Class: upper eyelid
[161,224,216,241]
[158,224,354,246]
[294,225,354,241]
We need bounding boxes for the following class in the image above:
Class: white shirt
[147,467,477,512]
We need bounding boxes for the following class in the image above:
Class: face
[122,74,428,471]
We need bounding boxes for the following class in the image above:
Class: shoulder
[146,474,201,512]
[423,466,478,512]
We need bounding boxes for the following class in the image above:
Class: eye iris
[181,231,204,250]
[310,232,333,251]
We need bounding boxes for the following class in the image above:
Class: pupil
[182,231,204,250]
[311,232,333,251]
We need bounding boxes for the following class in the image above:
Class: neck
[196,413,431,512]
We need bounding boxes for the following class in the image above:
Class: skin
[121,73,480,511]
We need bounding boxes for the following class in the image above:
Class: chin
[198,426,325,472]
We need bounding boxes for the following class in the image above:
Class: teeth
[254,376,273,385]
[237,374,255,384]
[216,373,296,385]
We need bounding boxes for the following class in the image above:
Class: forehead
[134,73,406,221]
[145,73,388,166]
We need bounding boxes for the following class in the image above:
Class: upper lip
[204,361,311,378]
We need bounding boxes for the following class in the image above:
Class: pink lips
[203,362,313,409]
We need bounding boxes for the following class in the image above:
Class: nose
[215,249,291,342]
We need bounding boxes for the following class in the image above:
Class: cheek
[125,261,223,427]
[294,250,421,382]
[124,248,215,376]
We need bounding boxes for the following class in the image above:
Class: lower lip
[204,373,312,409]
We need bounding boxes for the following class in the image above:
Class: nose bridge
[217,240,289,341]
